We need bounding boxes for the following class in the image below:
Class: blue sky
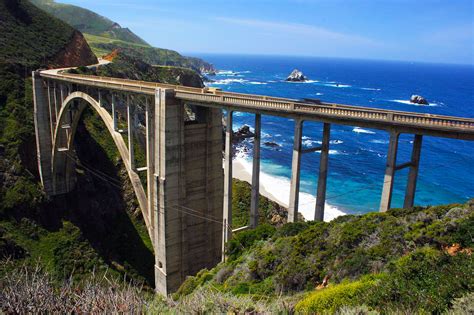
[62,0,473,64]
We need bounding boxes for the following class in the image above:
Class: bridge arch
[51,91,152,238]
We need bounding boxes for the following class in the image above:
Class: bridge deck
[40,71,474,140]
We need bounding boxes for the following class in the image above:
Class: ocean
[194,54,474,219]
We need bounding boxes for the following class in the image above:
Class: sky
[62,0,474,65]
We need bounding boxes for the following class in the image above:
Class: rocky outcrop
[233,125,254,143]
[286,69,307,82]
[50,30,98,68]
[264,141,280,148]
[410,95,429,105]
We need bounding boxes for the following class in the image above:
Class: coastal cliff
[49,30,97,68]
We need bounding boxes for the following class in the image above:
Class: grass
[31,0,149,45]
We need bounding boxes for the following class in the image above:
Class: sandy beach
[232,158,346,222]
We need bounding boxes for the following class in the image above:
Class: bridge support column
[53,82,59,118]
[145,97,155,243]
[154,88,184,295]
[380,131,400,212]
[315,123,331,221]
[250,114,261,229]
[98,90,102,107]
[289,119,303,222]
[33,71,54,195]
[112,93,118,131]
[126,95,135,171]
[404,134,423,208]
[222,110,233,259]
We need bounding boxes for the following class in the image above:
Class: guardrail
[40,71,474,133]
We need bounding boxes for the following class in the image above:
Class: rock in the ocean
[263,141,280,148]
[410,95,429,105]
[233,125,255,144]
[286,69,307,82]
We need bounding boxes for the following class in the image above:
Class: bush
[367,247,474,313]
[447,292,474,315]
[226,224,276,261]
[295,276,380,313]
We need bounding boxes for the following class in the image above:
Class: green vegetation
[30,0,148,45]
[295,275,380,313]
[30,0,215,73]
[0,0,152,289]
[175,201,473,313]
[71,54,204,87]
[0,0,74,66]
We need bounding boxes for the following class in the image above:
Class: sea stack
[410,94,429,105]
[286,69,307,82]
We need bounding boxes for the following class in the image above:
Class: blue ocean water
[195,54,474,215]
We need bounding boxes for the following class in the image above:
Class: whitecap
[248,81,267,85]
[331,140,343,144]
[316,92,324,96]
[285,80,319,84]
[210,78,247,85]
[390,99,439,107]
[302,139,320,147]
[370,139,389,144]
[360,87,381,91]
[353,127,376,134]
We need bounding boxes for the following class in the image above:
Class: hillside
[0,0,151,289]
[1,201,472,313]
[30,0,215,73]
[173,201,473,313]
[0,0,97,67]
[30,0,148,45]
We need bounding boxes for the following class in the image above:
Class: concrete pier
[250,114,261,228]
[126,95,135,171]
[380,131,400,212]
[315,123,331,221]
[404,135,423,208]
[222,110,233,257]
[288,119,303,222]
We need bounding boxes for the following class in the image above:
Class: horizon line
[179,51,474,67]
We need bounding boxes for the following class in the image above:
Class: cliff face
[50,30,98,68]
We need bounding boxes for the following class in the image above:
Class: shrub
[447,292,474,315]
[226,224,276,261]
[295,276,380,313]
[367,247,474,313]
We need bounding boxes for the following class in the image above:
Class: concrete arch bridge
[33,70,474,294]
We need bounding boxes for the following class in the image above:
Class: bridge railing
[40,71,474,132]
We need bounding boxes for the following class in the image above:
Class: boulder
[286,69,307,82]
[410,95,429,105]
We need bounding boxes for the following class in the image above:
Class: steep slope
[1,201,472,313]
[175,201,473,313]
[30,0,215,73]
[0,0,152,287]
[30,0,148,45]
[0,0,97,68]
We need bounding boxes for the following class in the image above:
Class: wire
[65,151,123,186]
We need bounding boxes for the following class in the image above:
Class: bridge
[33,69,474,295]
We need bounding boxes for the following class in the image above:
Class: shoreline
[232,158,346,222]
